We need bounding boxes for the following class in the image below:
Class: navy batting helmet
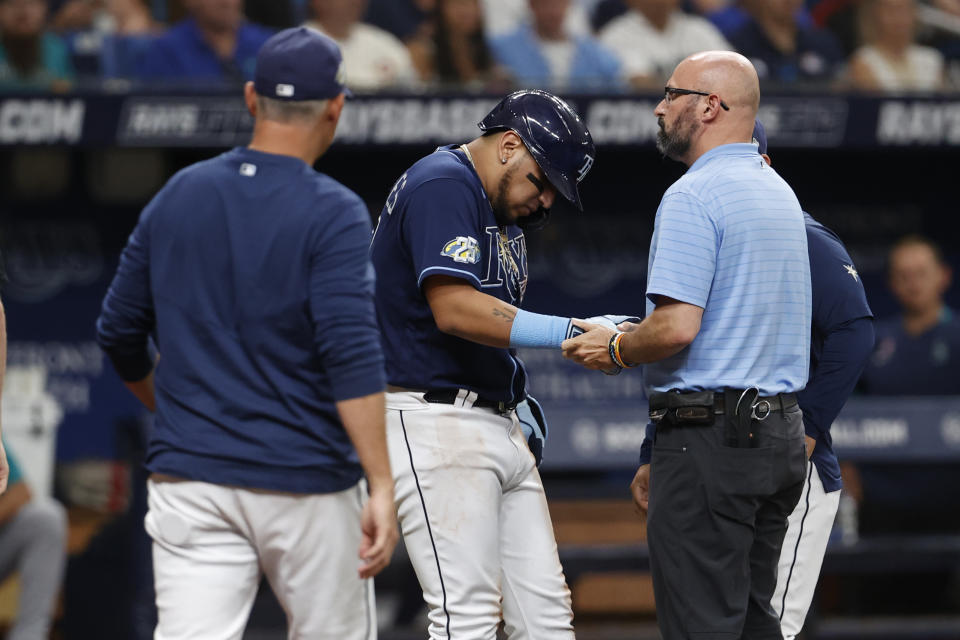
[478,90,595,211]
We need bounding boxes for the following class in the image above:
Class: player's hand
[358,486,398,579]
[561,324,616,371]
[0,439,8,495]
[630,464,650,519]
[805,435,816,459]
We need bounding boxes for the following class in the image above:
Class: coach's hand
[805,435,816,459]
[358,485,399,579]
[562,324,616,371]
[630,464,650,519]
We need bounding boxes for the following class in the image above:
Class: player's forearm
[425,278,517,348]
[620,300,702,364]
[424,276,575,349]
[124,369,156,412]
[797,316,875,438]
[336,392,393,495]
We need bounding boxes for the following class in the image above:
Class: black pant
[647,405,807,639]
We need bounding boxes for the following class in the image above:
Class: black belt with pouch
[648,389,798,448]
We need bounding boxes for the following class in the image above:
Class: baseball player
[753,121,875,639]
[369,90,596,639]
[96,28,397,640]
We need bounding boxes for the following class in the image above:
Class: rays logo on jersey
[441,236,481,264]
[480,226,527,304]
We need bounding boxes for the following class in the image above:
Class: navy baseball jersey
[861,308,960,395]
[97,147,385,494]
[370,145,528,403]
[798,212,874,492]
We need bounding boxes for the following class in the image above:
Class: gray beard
[656,126,691,160]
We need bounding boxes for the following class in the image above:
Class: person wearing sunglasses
[564,50,812,640]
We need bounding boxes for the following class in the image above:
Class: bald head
[655,51,761,165]
[675,51,760,114]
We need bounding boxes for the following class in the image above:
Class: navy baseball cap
[752,118,768,155]
[254,27,352,101]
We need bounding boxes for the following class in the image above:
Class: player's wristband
[509,309,572,349]
[608,331,637,369]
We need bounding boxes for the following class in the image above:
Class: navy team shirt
[798,213,874,492]
[96,147,385,494]
[641,212,874,493]
[861,307,960,395]
[370,145,528,403]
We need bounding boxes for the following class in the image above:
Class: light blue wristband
[509,309,572,349]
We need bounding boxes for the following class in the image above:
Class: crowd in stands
[0,0,958,93]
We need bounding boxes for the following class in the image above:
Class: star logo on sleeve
[843,264,859,282]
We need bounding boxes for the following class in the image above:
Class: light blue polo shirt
[645,143,811,395]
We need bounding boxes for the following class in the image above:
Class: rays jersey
[370,145,528,403]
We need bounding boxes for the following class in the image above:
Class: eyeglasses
[663,87,730,111]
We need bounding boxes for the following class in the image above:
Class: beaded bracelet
[608,331,637,369]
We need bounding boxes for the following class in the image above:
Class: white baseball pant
[386,390,575,640]
[772,460,841,640]
[145,476,376,640]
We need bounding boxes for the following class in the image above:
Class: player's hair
[890,234,946,266]
[256,95,330,125]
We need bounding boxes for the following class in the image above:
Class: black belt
[423,389,518,414]
[649,390,798,421]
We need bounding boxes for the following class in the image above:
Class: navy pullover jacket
[96,147,386,494]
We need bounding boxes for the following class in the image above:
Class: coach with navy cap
[97,27,397,639]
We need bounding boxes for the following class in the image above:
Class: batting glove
[572,315,642,375]
[516,395,548,466]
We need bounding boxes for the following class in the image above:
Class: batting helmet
[478,90,595,211]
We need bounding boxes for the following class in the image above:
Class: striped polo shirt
[644,143,811,395]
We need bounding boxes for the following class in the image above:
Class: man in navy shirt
[97,28,397,638]
[137,0,274,83]
[751,120,875,640]
[729,0,845,84]
[858,235,960,535]
[862,235,960,395]
[370,90,596,639]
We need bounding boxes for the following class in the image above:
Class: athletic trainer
[96,27,397,640]
[564,52,811,638]
[370,89,595,639]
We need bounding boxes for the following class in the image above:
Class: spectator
[0,0,74,90]
[847,0,946,91]
[305,0,417,90]
[136,0,273,84]
[0,442,69,640]
[729,0,845,85]
[51,0,156,36]
[861,235,960,394]
[857,235,960,536]
[489,0,623,90]
[364,0,434,42]
[684,0,815,38]
[481,0,591,37]
[407,0,511,90]
[598,0,731,88]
